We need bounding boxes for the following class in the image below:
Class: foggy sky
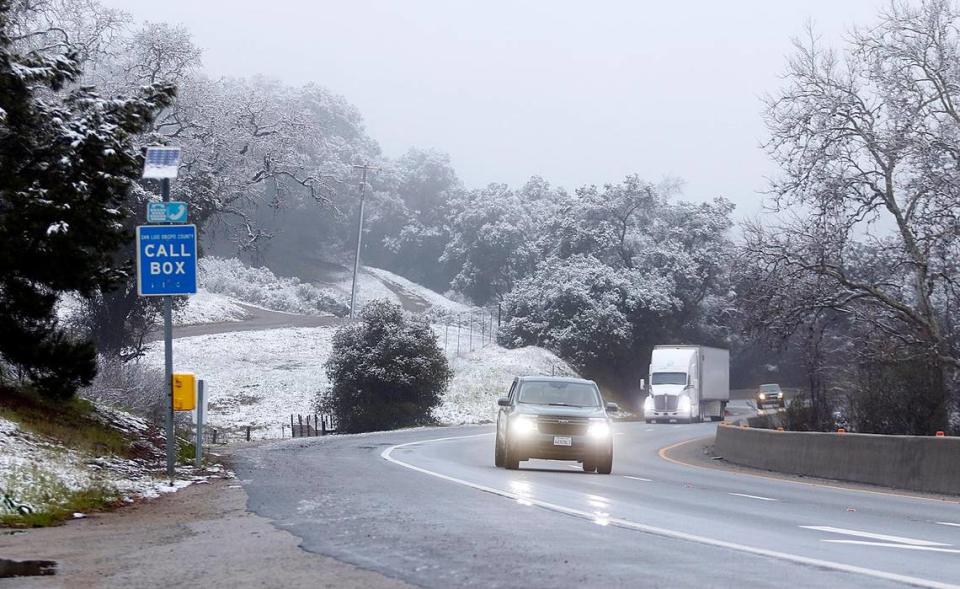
[105,0,887,218]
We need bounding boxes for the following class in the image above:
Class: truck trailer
[642,345,729,423]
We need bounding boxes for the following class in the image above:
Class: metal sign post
[139,146,187,485]
[195,380,204,468]
[162,178,175,484]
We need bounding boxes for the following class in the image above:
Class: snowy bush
[322,301,451,433]
[200,257,348,316]
[79,356,166,422]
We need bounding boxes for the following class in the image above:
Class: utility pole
[350,164,379,319]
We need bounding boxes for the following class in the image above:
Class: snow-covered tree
[500,255,677,374]
[744,1,960,433]
[442,178,563,304]
[322,300,451,433]
[499,176,735,389]
[0,0,173,398]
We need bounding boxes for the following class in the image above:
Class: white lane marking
[936,522,960,528]
[382,434,960,589]
[624,475,652,482]
[643,428,655,432]
[728,492,778,502]
[566,465,581,470]
[823,541,960,554]
[801,526,949,547]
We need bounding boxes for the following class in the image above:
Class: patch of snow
[141,326,337,437]
[331,269,401,308]
[435,344,578,425]
[366,267,475,314]
[141,319,576,437]
[200,257,345,316]
[0,405,222,519]
[173,288,248,326]
[46,221,69,235]
[56,291,82,325]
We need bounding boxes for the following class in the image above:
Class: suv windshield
[651,372,687,385]
[759,384,781,393]
[518,381,601,407]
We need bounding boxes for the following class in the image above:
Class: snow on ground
[331,268,401,308]
[0,407,215,519]
[366,267,474,314]
[200,257,346,316]
[435,345,578,425]
[141,327,336,437]
[142,321,576,437]
[173,288,248,326]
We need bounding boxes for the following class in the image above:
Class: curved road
[235,423,960,588]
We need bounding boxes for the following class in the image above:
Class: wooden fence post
[290,414,295,438]
[246,426,251,441]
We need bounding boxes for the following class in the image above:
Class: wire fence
[428,305,503,358]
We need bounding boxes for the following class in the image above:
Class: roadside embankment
[714,423,960,495]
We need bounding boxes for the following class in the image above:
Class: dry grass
[0,386,132,458]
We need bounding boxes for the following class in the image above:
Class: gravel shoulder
[0,475,411,589]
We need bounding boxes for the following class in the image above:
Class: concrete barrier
[714,423,960,495]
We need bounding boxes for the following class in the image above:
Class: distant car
[756,383,785,409]
[495,376,618,474]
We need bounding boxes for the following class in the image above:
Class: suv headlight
[511,415,536,436]
[759,393,766,400]
[587,419,610,438]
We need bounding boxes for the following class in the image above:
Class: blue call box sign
[147,201,188,223]
[136,225,198,296]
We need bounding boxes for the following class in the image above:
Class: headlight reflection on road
[586,494,612,524]
[510,480,534,506]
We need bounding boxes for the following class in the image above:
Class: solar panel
[142,146,182,179]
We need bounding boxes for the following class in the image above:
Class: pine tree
[0,1,174,399]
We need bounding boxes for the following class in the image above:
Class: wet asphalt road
[234,423,960,589]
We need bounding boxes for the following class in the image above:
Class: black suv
[495,376,618,474]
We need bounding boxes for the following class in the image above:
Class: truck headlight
[643,396,654,413]
[759,393,766,400]
[678,395,691,414]
[511,415,536,436]
[587,420,610,438]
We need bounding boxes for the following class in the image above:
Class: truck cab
[643,345,729,423]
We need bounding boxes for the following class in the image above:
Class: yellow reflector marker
[172,372,196,411]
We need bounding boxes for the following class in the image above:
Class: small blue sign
[136,225,198,296]
[147,201,188,223]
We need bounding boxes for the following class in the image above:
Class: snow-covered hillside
[0,406,213,523]
[134,257,577,436]
[143,327,336,435]
[174,289,248,326]
[436,346,577,424]
[143,325,574,437]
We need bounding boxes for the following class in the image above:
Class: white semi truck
[642,345,729,423]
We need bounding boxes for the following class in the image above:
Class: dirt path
[0,477,411,589]
[372,274,431,314]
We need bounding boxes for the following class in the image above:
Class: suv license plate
[553,436,572,446]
